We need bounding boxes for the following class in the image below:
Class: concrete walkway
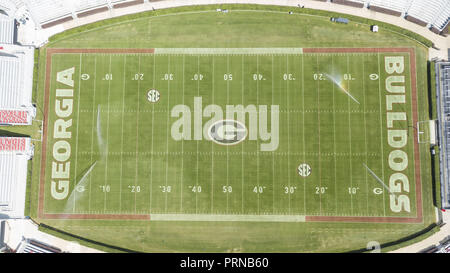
[390,210,450,253]
[36,0,450,60]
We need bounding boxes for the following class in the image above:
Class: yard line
[104,55,112,212]
[119,55,127,212]
[272,55,275,214]
[180,55,185,212]
[241,55,245,213]
[287,55,291,214]
[317,56,322,215]
[332,56,338,215]
[211,56,214,213]
[346,55,353,215]
[165,55,170,213]
[226,55,230,214]
[72,53,82,213]
[377,53,386,216]
[257,55,260,214]
[149,53,156,212]
[196,55,200,214]
[134,55,141,214]
[362,55,369,214]
[302,54,306,215]
[88,56,97,212]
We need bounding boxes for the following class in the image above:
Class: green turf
[23,5,438,252]
[43,51,417,219]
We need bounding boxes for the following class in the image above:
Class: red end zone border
[38,47,422,223]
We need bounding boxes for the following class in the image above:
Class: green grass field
[22,5,438,252]
[42,49,419,220]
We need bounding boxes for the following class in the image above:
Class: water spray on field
[324,73,360,104]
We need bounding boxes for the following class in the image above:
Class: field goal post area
[417,120,437,145]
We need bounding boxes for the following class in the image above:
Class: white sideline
[150,213,306,222]
[154,48,303,54]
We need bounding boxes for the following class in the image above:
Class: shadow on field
[39,223,139,253]
[0,129,29,138]
[349,223,438,253]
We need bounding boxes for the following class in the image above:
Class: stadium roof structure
[0,137,33,218]
[0,14,14,44]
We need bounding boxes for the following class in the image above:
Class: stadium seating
[0,14,14,44]
[0,137,27,152]
[1,0,447,34]
[0,137,32,216]
[0,110,29,125]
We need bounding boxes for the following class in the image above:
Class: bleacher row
[331,0,450,33]
[0,137,27,152]
[3,0,448,34]
[0,110,28,125]
[0,137,33,215]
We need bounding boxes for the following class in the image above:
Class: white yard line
[196,55,200,214]
[241,55,245,213]
[119,55,127,212]
[286,55,291,214]
[346,55,353,215]
[302,54,306,215]
[226,55,231,213]
[180,55,185,212]
[134,55,141,214]
[211,56,215,213]
[165,55,170,213]
[362,55,369,214]
[149,53,156,212]
[272,55,275,214]
[88,56,97,212]
[72,53,82,213]
[332,56,338,215]
[377,53,387,216]
[317,56,322,215]
[104,55,112,212]
[257,55,260,214]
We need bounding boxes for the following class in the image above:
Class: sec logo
[147,89,160,103]
[298,163,311,177]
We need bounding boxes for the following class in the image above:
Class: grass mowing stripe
[73,53,82,212]
[104,55,112,212]
[149,53,156,213]
[362,55,369,215]
[88,56,97,212]
[332,55,338,215]
[165,55,170,213]
[346,55,353,215]
[119,55,127,212]
[180,55,185,212]
[377,52,386,216]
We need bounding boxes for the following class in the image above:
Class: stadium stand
[1,0,447,35]
[436,62,450,209]
[0,14,15,44]
[15,238,62,253]
[0,48,35,125]
[0,137,33,218]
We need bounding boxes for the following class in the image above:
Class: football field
[39,47,422,223]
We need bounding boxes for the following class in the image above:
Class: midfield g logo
[208,120,247,146]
